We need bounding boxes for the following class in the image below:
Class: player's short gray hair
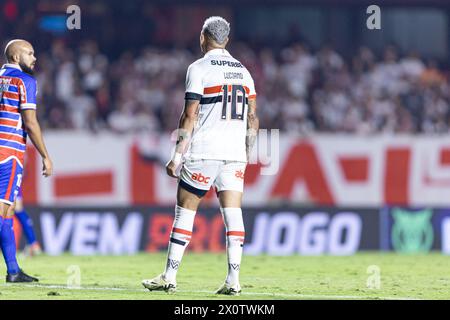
[202,16,230,45]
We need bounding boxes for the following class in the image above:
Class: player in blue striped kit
[0,39,53,282]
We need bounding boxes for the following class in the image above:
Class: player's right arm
[166,100,200,178]
[166,63,203,179]
[21,109,53,177]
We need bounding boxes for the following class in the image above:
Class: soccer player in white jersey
[142,16,259,296]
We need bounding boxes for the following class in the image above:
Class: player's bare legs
[219,190,242,207]
[176,183,203,211]
[216,190,244,295]
[0,202,11,222]
[14,197,23,213]
[5,201,15,218]
[0,202,9,217]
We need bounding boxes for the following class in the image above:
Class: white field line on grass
[0,283,422,300]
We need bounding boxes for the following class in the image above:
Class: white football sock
[221,207,245,286]
[163,205,196,282]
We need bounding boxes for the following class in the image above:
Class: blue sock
[0,218,20,274]
[15,210,37,245]
[0,216,3,233]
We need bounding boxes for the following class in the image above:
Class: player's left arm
[20,77,53,177]
[165,62,203,178]
[22,109,53,177]
[246,97,259,162]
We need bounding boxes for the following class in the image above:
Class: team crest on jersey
[0,78,11,99]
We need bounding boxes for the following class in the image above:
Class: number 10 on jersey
[221,84,247,121]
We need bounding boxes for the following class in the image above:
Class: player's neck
[205,45,226,54]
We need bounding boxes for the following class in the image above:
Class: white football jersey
[184,48,257,162]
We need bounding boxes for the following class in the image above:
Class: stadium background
[2,0,450,257]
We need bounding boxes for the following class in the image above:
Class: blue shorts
[17,186,23,199]
[0,157,23,205]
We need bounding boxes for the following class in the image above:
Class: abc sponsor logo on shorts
[235,170,244,180]
[191,172,211,184]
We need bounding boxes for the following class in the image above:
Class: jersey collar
[1,63,22,71]
[204,48,231,58]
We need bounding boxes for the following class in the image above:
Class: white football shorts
[179,159,246,196]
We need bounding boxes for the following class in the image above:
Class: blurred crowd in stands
[21,39,448,135]
[1,1,449,135]
[255,43,450,135]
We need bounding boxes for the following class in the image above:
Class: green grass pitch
[0,252,449,300]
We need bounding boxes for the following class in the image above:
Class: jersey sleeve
[19,77,37,110]
[185,63,203,101]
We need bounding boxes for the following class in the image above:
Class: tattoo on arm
[175,100,200,154]
[246,98,259,160]
[175,130,190,153]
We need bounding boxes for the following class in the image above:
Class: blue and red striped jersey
[0,63,37,165]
